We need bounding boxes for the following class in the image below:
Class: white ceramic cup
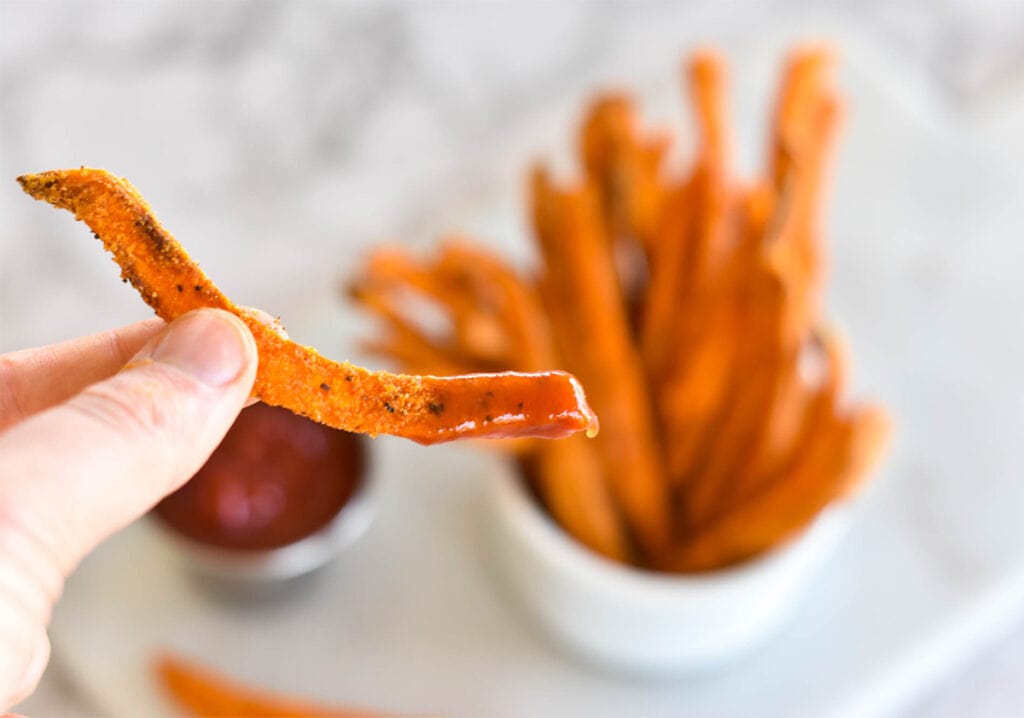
[486,459,851,675]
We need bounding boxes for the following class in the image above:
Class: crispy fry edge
[17,168,598,445]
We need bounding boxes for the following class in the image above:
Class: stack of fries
[351,47,890,572]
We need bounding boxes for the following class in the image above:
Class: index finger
[0,319,164,433]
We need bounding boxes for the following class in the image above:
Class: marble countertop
[3,2,1024,716]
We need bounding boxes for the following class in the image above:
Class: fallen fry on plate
[352,46,890,570]
[18,168,597,446]
[155,653,380,718]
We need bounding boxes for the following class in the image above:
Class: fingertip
[238,305,288,340]
[207,308,260,377]
[3,631,48,711]
[140,309,257,390]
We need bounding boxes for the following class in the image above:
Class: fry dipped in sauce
[17,168,597,445]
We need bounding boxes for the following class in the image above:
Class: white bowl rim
[491,456,846,597]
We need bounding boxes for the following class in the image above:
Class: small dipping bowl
[487,458,850,675]
[150,403,374,584]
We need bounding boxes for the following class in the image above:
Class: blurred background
[2,2,1023,716]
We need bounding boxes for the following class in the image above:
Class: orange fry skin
[727,326,849,506]
[689,49,730,173]
[354,242,628,560]
[580,95,669,247]
[769,45,835,193]
[532,168,670,558]
[662,404,890,572]
[531,435,630,562]
[18,168,597,446]
[155,653,378,718]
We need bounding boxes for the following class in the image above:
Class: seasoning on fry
[17,168,598,446]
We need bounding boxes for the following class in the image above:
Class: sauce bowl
[150,404,375,584]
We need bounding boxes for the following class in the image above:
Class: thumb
[0,309,256,706]
[0,308,258,575]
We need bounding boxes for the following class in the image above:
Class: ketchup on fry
[153,403,365,551]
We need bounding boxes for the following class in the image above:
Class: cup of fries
[352,46,890,670]
[486,457,851,672]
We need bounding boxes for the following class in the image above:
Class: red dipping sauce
[153,403,366,551]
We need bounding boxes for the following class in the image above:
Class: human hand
[0,309,258,708]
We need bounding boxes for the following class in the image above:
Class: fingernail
[149,309,252,387]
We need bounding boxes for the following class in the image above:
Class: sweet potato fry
[349,281,471,369]
[769,46,835,193]
[678,64,840,527]
[354,240,627,555]
[18,168,597,445]
[718,326,847,513]
[448,248,630,555]
[347,47,889,572]
[662,403,889,571]
[674,325,857,565]
[640,176,697,380]
[689,49,730,173]
[352,240,555,374]
[532,435,629,562]
[156,653,377,718]
[359,336,469,378]
[676,268,787,529]
[580,94,670,255]
[659,291,741,483]
[686,50,734,291]
[728,351,809,493]
[435,241,549,365]
[433,244,628,559]
[770,92,843,349]
[653,187,759,520]
[532,168,669,558]
[643,52,735,395]
[582,94,636,239]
